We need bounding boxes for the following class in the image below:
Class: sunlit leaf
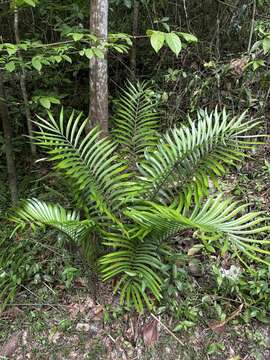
[165,32,182,57]
[150,31,165,53]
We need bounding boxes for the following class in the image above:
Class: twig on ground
[150,313,184,346]
[107,334,116,343]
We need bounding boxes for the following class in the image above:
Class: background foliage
[0,0,270,346]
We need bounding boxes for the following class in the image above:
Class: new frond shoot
[112,81,159,166]
[13,82,269,312]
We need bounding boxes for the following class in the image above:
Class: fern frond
[138,109,261,204]
[112,81,159,163]
[99,231,162,312]
[12,198,94,244]
[126,195,270,264]
[34,110,140,225]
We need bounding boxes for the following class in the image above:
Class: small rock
[69,351,79,359]
[89,323,99,335]
[84,296,95,309]
[22,330,28,346]
[76,323,90,332]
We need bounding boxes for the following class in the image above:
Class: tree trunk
[0,71,18,206]
[89,0,108,135]
[130,1,139,78]
[14,6,36,157]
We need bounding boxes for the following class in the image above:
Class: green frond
[12,198,94,245]
[138,109,262,204]
[112,81,159,163]
[126,194,270,264]
[34,110,140,225]
[11,100,268,314]
[99,231,163,312]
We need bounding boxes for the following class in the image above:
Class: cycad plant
[13,82,270,312]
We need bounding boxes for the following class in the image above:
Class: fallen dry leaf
[143,319,158,347]
[208,320,226,334]
[91,304,104,321]
[208,304,243,334]
[1,306,24,320]
[187,244,203,256]
[67,296,95,319]
[73,277,87,288]
[67,303,82,319]
[230,57,248,76]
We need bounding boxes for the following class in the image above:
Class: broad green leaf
[5,44,17,56]
[251,40,261,53]
[150,31,165,53]
[124,0,132,8]
[39,97,51,109]
[32,57,42,71]
[179,32,198,43]
[165,33,182,57]
[84,48,94,59]
[70,33,84,42]
[146,29,154,37]
[19,43,28,51]
[49,97,60,105]
[262,36,270,54]
[161,22,170,32]
[5,61,15,72]
[23,0,36,6]
[252,59,265,71]
[86,34,98,42]
[54,55,62,63]
[62,55,72,63]
[92,48,104,59]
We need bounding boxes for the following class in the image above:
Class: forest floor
[1,147,270,360]
[0,281,269,360]
[0,286,269,360]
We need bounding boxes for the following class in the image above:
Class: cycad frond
[126,195,270,264]
[138,109,261,204]
[99,231,162,312]
[112,81,159,162]
[12,198,94,244]
[34,110,139,225]
[11,96,269,314]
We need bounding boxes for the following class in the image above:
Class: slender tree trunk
[247,0,256,54]
[14,6,36,157]
[0,71,18,206]
[88,0,108,135]
[130,0,139,78]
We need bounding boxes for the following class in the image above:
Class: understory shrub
[12,82,270,312]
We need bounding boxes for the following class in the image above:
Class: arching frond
[99,231,162,313]
[138,109,262,204]
[112,81,159,163]
[126,195,270,264]
[34,110,140,225]
[12,198,94,244]
[11,100,269,313]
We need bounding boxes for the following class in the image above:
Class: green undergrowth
[0,150,270,359]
